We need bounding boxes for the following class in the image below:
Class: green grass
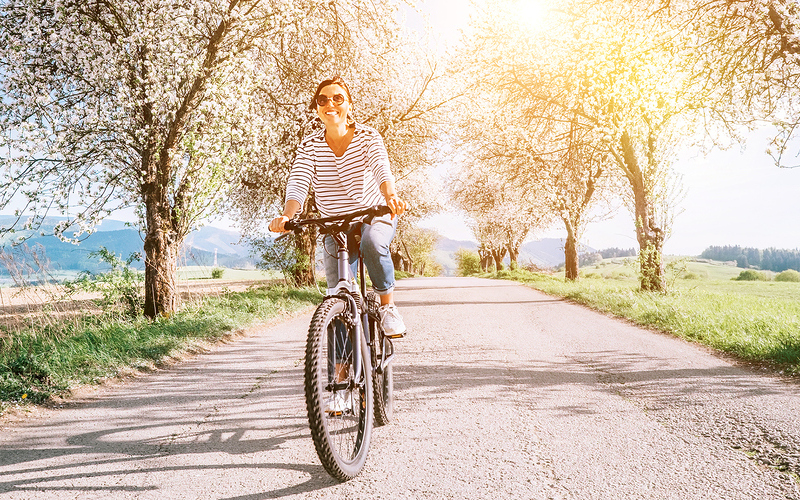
[0,284,321,412]
[177,266,282,281]
[492,266,800,373]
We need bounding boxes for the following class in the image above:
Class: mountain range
[0,216,583,279]
[0,216,256,277]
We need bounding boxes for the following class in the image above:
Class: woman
[269,76,407,338]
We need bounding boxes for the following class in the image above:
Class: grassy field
[495,259,800,374]
[176,266,282,281]
[0,284,322,414]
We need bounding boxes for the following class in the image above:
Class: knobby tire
[304,297,373,481]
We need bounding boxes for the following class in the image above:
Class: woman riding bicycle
[268,76,407,338]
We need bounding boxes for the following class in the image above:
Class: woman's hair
[310,76,355,127]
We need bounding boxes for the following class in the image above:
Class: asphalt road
[1,277,799,499]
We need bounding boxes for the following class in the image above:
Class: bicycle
[282,205,399,481]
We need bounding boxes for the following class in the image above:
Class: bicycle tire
[304,297,373,481]
[367,292,394,426]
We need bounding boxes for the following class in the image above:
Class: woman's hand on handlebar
[269,215,290,233]
[385,194,407,218]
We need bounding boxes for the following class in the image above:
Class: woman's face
[316,84,350,129]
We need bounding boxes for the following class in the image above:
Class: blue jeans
[323,213,398,295]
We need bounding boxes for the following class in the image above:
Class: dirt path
[0,277,798,499]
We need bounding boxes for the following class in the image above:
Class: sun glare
[510,0,547,31]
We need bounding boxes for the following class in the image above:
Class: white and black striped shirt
[285,123,395,217]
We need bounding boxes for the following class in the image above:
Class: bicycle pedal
[385,331,407,339]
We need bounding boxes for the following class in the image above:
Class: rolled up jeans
[323,213,398,296]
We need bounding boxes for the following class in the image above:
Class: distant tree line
[573,247,638,267]
[599,248,638,259]
[700,246,800,272]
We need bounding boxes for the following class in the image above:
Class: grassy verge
[0,284,322,413]
[491,268,800,374]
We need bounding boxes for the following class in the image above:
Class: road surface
[1,277,799,499]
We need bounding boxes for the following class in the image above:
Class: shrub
[733,269,770,281]
[211,268,224,279]
[454,248,481,276]
[250,235,308,286]
[776,269,800,282]
[63,247,144,318]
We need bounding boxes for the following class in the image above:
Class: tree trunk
[142,168,179,318]
[564,223,579,281]
[401,240,414,274]
[291,196,318,287]
[620,131,665,291]
[291,228,317,286]
[491,246,507,271]
[507,244,519,270]
[391,250,406,274]
[479,245,492,272]
[143,223,179,318]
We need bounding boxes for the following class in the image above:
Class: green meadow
[495,258,800,373]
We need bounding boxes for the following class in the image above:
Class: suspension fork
[331,233,367,386]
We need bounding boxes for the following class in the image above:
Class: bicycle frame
[285,205,395,388]
[325,227,368,386]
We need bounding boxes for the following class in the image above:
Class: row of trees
[445,0,800,291]
[700,245,800,273]
[0,0,448,316]
[2,0,798,316]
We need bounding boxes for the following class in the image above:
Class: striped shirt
[285,123,395,217]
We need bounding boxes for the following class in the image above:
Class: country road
[1,277,799,499]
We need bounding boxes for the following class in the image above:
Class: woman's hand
[269,215,290,233]
[385,194,407,218]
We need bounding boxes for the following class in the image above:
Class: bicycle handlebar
[283,205,393,233]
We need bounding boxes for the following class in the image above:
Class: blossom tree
[656,0,800,167]
[0,0,394,315]
[457,0,695,290]
[449,140,551,271]
[227,9,451,285]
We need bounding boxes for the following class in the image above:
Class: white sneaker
[378,304,407,338]
[325,390,353,416]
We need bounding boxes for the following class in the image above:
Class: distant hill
[0,217,258,277]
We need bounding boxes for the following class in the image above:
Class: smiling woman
[267,76,409,338]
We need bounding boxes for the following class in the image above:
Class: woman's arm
[380,180,407,217]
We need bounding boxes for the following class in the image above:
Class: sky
[410,0,800,255]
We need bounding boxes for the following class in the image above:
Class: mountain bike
[283,205,398,481]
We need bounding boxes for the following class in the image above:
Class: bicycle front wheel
[304,297,373,481]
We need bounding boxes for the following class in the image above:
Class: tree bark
[479,245,493,272]
[291,196,318,287]
[507,244,519,270]
[491,246,507,271]
[563,221,579,281]
[142,163,179,318]
[620,131,665,291]
[291,229,317,286]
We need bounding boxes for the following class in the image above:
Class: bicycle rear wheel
[304,297,373,481]
[367,292,394,426]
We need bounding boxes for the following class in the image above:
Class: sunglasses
[316,93,346,107]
